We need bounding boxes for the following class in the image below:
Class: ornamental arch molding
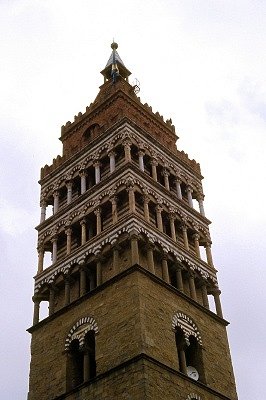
[65,316,99,351]
[172,312,202,346]
[186,394,202,400]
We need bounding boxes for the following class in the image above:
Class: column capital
[162,168,170,177]
[143,194,150,204]
[94,207,101,216]
[80,218,86,226]
[51,235,58,243]
[40,198,47,207]
[79,169,87,177]
[197,192,205,201]
[156,204,163,212]
[169,212,176,221]
[186,185,193,193]
[93,160,101,168]
[122,139,132,147]
[204,239,212,248]
[53,190,59,196]
[110,195,118,204]
[150,158,158,166]
[65,227,72,236]
[108,150,116,157]
[193,233,200,241]
[66,180,73,187]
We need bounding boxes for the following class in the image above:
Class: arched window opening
[173,313,205,383]
[83,124,100,141]
[67,339,83,389]
[83,331,96,380]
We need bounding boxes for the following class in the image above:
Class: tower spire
[101,41,131,83]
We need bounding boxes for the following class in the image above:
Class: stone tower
[28,43,238,400]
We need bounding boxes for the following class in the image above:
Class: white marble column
[37,246,44,273]
[52,236,58,264]
[174,178,182,200]
[205,240,214,267]
[123,141,131,162]
[163,169,170,191]
[40,200,46,223]
[198,193,205,217]
[80,171,87,194]
[53,191,59,214]
[138,150,145,172]
[111,196,118,223]
[80,219,87,245]
[193,233,201,258]
[66,181,73,205]
[143,194,150,222]
[151,159,158,181]
[186,186,194,208]
[66,227,72,255]
[94,208,102,234]
[156,205,163,232]
[94,161,101,184]
[108,151,116,173]
[181,225,189,251]
[169,214,177,241]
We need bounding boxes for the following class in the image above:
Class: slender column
[186,186,194,208]
[40,200,46,223]
[94,161,101,184]
[37,246,44,273]
[64,278,70,306]
[163,169,170,191]
[130,232,139,265]
[123,141,131,162]
[66,181,73,205]
[80,171,87,194]
[112,245,119,273]
[147,243,155,274]
[66,227,72,255]
[128,186,135,213]
[198,193,205,217]
[193,233,201,258]
[80,219,87,245]
[182,225,189,251]
[143,195,150,222]
[51,236,58,264]
[138,150,145,172]
[111,196,118,223]
[213,289,223,318]
[201,281,209,309]
[179,348,187,374]
[174,178,182,200]
[108,151,116,173]
[33,298,40,325]
[169,214,177,241]
[80,266,87,296]
[151,159,158,181]
[96,258,102,286]
[88,271,96,291]
[156,205,163,232]
[205,241,214,267]
[49,287,55,316]
[188,272,197,301]
[94,208,102,234]
[83,351,90,382]
[162,254,170,284]
[53,191,59,214]
[176,266,184,292]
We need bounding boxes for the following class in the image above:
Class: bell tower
[28,43,238,400]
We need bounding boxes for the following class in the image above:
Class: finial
[111,41,118,50]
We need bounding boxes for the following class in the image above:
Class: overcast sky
[1,1,265,399]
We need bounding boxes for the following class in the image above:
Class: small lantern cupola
[101,42,131,83]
